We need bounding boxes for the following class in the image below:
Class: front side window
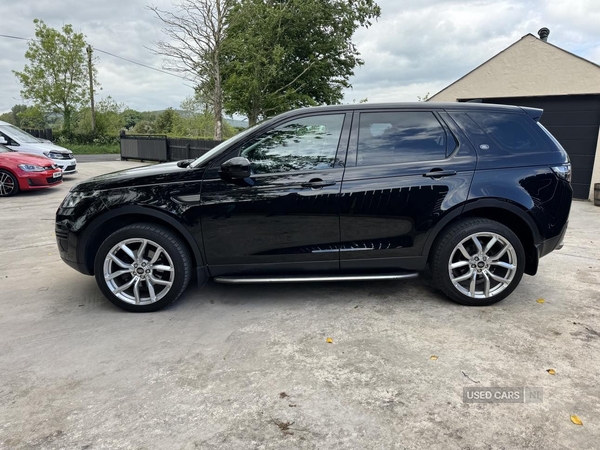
[357,112,447,166]
[240,114,345,174]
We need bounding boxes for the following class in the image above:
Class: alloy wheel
[448,232,518,299]
[103,238,175,305]
[0,172,16,196]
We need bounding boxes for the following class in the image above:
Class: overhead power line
[0,34,29,41]
[0,33,188,81]
[93,48,188,80]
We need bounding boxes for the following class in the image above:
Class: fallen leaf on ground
[273,419,294,431]
[570,415,583,426]
[326,337,333,343]
[537,298,545,303]
[430,355,438,361]
[279,392,289,399]
[547,369,556,375]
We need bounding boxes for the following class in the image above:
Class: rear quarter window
[467,112,540,151]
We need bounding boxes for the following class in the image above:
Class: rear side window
[357,112,447,166]
[467,112,539,151]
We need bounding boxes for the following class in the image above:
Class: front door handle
[301,178,336,189]
[423,169,457,179]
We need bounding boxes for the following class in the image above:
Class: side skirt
[214,272,419,284]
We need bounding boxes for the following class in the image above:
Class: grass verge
[64,144,120,154]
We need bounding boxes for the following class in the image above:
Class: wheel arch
[0,166,17,176]
[0,167,22,193]
[425,199,540,276]
[78,206,206,279]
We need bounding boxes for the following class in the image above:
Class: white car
[0,121,77,174]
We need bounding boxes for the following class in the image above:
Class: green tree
[155,108,177,134]
[121,109,143,129]
[131,119,156,134]
[0,112,13,124]
[11,105,29,127]
[13,19,95,134]
[222,0,380,126]
[17,105,47,129]
[77,97,126,136]
[0,104,30,126]
[173,95,237,138]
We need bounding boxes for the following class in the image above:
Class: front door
[200,112,351,276]
[339,110,477,270]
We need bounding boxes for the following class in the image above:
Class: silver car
[0,121,77,174]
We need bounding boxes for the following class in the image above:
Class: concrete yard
[1,161,599,449]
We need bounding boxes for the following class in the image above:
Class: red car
[0,144,63,197]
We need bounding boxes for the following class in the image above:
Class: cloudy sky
[1,0,599,117]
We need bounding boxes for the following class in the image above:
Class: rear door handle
[301,179,336,189]
[423,169,457,179]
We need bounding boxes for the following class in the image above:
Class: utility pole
[86,45,96,133]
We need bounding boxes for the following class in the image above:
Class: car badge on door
[479,144,490,150]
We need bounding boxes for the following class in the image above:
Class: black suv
[56,103,572,312]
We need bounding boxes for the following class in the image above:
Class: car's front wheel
[0,170,19,197]
[431,218,525,306]
[94,223,191,312]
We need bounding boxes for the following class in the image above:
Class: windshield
[0,124,42,144]
[189,120,272,168]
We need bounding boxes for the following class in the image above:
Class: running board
[214,272,419,284]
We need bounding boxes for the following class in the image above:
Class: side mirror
[219,157,251,180]
[0,136,8,145]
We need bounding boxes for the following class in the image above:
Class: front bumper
[17,169,63,190]
[56,221,91,275]
[53,158,77,174]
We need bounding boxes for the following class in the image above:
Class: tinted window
[240,114,345,174]
[357,112,447,166]
[468,112,539,150]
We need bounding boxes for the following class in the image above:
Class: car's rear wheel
[94,223,191,312]
[0,170,19,197]
[431,218,525,306]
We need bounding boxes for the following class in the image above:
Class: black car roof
[274,102,542,122]
[286,102,529,113]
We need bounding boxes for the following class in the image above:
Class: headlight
[61,191,86,208]
[18,164,46,172]
[43,151,51,157]
[551,164,571,182]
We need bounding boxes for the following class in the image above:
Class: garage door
[462,95,600,199]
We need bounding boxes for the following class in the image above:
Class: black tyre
[0,170,19,197]
[431,218,525,306]
[94,223,192,312]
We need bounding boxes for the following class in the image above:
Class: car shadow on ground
[170,272,453,311]
[59,268,454,314]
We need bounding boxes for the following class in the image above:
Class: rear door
[339,109,477,271]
